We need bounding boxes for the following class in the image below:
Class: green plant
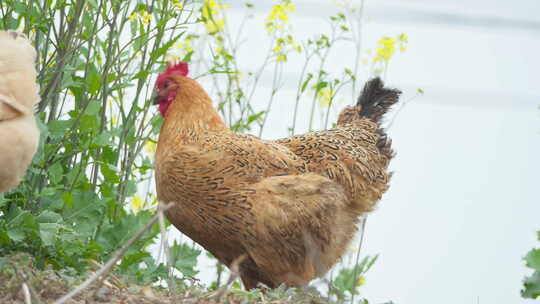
[522,231,540,299]
[0,0,197,284]
[328,255,377,303]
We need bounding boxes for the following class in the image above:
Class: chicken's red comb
[165,61,189,76]
[156,61,189,88]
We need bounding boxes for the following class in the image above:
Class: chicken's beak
[152,88,160,105]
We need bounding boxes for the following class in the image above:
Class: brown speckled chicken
[0,30,40,193]
[153,62,400,289]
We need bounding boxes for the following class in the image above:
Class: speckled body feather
[154,74,400,289]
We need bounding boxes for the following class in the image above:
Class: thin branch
[387,92,422,130]
[158,205,176,296]
[350,216,368,304]
[214,254,247,302]
[22,283,31,304]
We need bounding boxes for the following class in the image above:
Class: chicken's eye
[163,81,170,89]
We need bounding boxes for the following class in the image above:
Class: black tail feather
[357,77,400,160]
[357,77,401,124]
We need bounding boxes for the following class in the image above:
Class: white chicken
[0,30,40,192]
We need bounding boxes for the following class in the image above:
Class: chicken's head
[153,61,189,116]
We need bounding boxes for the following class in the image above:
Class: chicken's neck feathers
[159,82,228,144]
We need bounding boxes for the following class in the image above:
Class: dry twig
[214,254,247,302]
[158,202,177,296]
[21,283,31,304]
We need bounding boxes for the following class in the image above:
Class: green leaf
[39,223,60,246]
[48,162,64,184]
[0,194,6,209]
[63,190,103,235]
[313,81,328,91]
[170,241,200,277]
[150,32,184,61]
[97,211,158,253]
[40,187,56,197]
[61,192,73,207]
[86,63,101,94]
[300,73,313,93]
[365,254,379,272]
[131,70,150,81]
[80,114,99,132]
[526,249,540,270]
[48,119,73,138]
[7,229,26,242]
[181,51,194,63]
[93,132,111,147]
[0,230,11,245]
[100,163,120,184]
[120,251,151,270]
[124,180,137,197]
[84,100,101,116]
[36,210,62,223]
[522,271,540,299]
[5,207,38,243]
[247,111,265,124]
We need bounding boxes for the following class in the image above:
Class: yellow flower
[357,276,366,286]
[276,54,287,62]
[268,5,288,22]
[285,3,296,12]
[202,0,227,34]
[131,195,143,213]
[129,10,152,25]
[373,36,396,62]
[293,44,301,52]
[378,36,396,47]
[372,33,408,63]
[144,140,156,153]
[204,18,225,34]
[272,44,282,53]
[111,114,118,126]
[265,21,274,33]
[265,0,296,33]
[140,10,152,25]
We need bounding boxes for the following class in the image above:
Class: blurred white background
[175,1,540,303]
